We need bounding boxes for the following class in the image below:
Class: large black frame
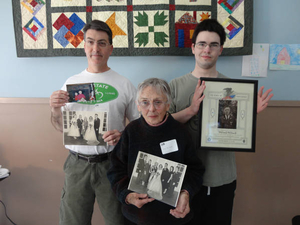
[198,77,258,152]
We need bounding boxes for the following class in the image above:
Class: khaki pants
[59,153,124,225]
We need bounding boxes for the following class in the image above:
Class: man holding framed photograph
[169,19,274,225]
[49,20,139,225]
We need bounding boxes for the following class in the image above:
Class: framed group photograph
[128,151,187,207]
[198,78,258,152]
[63,110,108,146]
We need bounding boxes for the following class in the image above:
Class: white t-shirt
[61,69,139,155]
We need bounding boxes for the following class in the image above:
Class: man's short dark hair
[192,19,226,46]
[83,20,113,45]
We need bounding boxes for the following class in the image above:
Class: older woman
[107,78,204,225]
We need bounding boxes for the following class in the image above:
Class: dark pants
[94,128,99,140]
[293,215,300,225]
[187,180,237,225]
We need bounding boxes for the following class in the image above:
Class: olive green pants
[59,153,124,225]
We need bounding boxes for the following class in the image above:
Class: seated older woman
[107,78,204,225]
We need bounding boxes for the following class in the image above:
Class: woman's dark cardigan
[107,115,205,225]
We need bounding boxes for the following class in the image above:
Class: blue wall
[1,0,299,100]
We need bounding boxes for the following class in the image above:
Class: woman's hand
[170,190,190,218]
[125,193,155,208]
[103,129,122,146]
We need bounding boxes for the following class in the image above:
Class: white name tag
[160,139,178,155]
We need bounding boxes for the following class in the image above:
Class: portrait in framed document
[198,78,258,152]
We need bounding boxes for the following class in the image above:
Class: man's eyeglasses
[194,42,220,50]
[138,100,167,109]
[85,40,110,48]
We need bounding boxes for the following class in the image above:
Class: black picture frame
[198,77,258,152]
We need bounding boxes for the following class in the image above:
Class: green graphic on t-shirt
[78,83,118,105]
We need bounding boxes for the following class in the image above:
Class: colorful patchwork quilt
[12,0,253,57]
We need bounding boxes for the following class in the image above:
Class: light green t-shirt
[169,72,237,187]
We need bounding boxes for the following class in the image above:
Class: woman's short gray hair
[136,78,172,104]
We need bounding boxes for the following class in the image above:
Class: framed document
[198,78,258,152]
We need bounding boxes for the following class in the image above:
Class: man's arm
[171,80,206,123]
[257,86,274,114]
[49,90,69,132]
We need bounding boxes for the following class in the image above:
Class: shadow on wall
[0,163,64,225]
[0,145,104,225]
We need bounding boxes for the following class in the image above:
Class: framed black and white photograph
[198,78,258,152]
[63,110,108,146]
[67,83,96,103]
[128,151,187,207]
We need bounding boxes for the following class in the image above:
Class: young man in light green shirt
[169,19,273,225]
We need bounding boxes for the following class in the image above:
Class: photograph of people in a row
[128,151,186,207]
[63,111,107,146]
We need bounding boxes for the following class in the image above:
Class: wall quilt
[12,0,253,57]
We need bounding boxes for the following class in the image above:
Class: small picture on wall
[63,110,108,146]
[67,83,96,103]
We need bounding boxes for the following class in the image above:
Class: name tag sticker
[160,139,178,155]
